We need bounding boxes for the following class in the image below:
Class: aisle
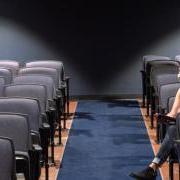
[57,100,160,180]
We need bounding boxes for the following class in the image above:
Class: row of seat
[141,55,180,180]
[0,60,70,180]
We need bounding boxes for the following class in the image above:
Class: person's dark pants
[152,125,178,166]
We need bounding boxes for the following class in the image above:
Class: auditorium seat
[3,84,56,165]
[0,60,20,77]
[141,55,171,108]
[13,75,62,145]
[18,66,66,129]
[145,59,179,119]
[25,60,70,122]
[0,68,13,84]
[0,97,50,179]
[0,113,40,180]
[0,136,16,180]
[156,83,180,142]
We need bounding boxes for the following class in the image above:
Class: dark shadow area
[98,99,139,108]
[99,155,152,169]
[74,112,95,121]
[110,133,150,145]
[69,129,93,138]
[101,114,142,120]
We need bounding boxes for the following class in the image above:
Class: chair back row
[0,60,68,180]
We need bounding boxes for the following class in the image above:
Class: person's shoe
[129,167,157,180]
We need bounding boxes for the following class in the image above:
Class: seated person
[130,88,180,180]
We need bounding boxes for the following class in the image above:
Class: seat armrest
[32,144,42,152]
[41,113,48,123]
[64,76,71,81]
[158,114,176,124]
[55,95,62,99]
[40,123,50,138]
[48,107,56,112]
[174,139,180,144]
[58,85,66,90]
[42,123,50,129]
[64,76,71,82]
[30,130,41,145]
[48,99,56,108]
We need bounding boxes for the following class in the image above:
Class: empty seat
[0,97,49,180]
[146,59,179,118]
[4,84,47,112]
[0,68,13,84]
[25,60,64,85]
[18,67,66,129]
[0,113,40,180]
[25,60,70,119]
[0,136,16,180]
[13,75,62,144]
[0,60,20,77]
[13,75,56,103]
[3,84,56,165]
[141,55,171,107]
[19,67,59,89]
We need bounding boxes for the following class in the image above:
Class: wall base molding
[70,94,141,100]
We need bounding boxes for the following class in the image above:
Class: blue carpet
[57,100,161,180]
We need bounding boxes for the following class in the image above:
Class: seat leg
[156,120,160,143]
[141,70,146,108]
[150,96,156,129]
[61,88,66,129]
[50,130,55,164]
[66,78,70,116]
[58,113,62,145]
[46,111,55,165]
[146,83,151,116]
[169,161,174,180]
[40,129,49,180]
[16,158,30,180]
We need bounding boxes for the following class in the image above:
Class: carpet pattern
[57,100,161,180]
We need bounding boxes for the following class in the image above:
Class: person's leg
[167,88,180,118]
[130,125,177,179]
[151,125,177,167]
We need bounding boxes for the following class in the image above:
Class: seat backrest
[143,55,171,72]
[13,75,56,100]
[159,83,180,111]
[0,76,5,85]
[153,74,179,95]
[26,60,64,84]
[148,60,179,86]
[0,113,31,152]
[175,55,180,61]
[3,84,47,113]
[0,97,41,131]
[0,60,20,77]
[0,136,16,180]
[19,67,59,89]
[0,68,13,84]
[168,96,175,113]
[0,77,5,97]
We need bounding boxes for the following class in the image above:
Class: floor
[138,99,179,180]
[38,99,179,180]
[39,101,78,180]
